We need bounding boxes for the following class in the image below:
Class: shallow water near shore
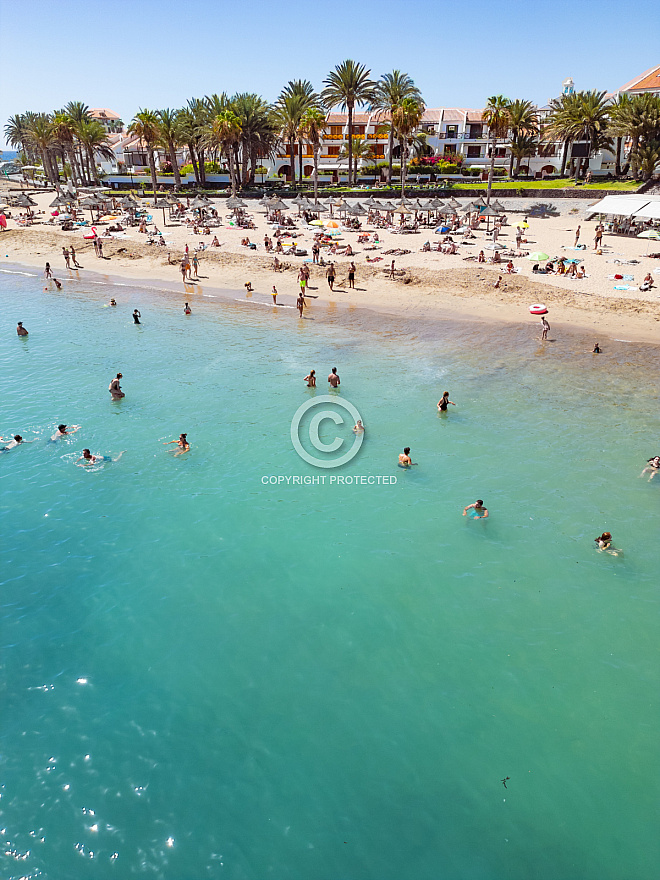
[1,269,659,880]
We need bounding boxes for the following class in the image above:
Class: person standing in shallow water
[328,367,340,388]
[463,499,488,518]
[133,309,141,325]
[541,316,550,340]
[109,373,124,399]
[17,321,28,336]
[437,391,455,412]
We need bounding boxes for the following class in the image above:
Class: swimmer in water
[109,298,117,307]
[463,499,489,518]
[0,434,27,451]
[109,373,125,399]
[592,343,601,353]
[437,391,455,412]
[353,420,364,433]
[17,321,28,336]
[132,309,141,324]
[53,277,62,290]
[51,424,81,440]
[640,455,660,480]
[304,370,316,387]
[399,447,416,467]
[184,302,191,314]
[77,448,125,466]
[594,531,622,555]
[164,433,190,455]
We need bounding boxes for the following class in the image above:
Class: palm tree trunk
[486,136,497,205]
[226,147,237,196]
[289,135,295,186]
[199,147,207,185]
[148,150,158,203]
[347,103,353,187]
[313,145,319,203]
[232,143,241,190]
[169,143,181,187]
[188,143,200,183]
[508,146,515,178]
[614,137,622,177]
[387,126,394,184]
[86,146,99,183]
[298,141,303,185]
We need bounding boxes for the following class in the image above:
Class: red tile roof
[89,108,122,120]
[616,64,660,93]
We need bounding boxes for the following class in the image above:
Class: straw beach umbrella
[152,198,170,227]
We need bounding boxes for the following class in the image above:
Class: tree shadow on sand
[527,202,561,218]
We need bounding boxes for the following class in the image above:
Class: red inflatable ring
[529,304,548,315]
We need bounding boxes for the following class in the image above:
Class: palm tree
[632,140,660,180]
[543,93,581,177]
[390,97,425,197]
[231,93,277,186]
[482,95,511,204]
[51,111,84,184]
[370,70,422,184]
[202,109,242,196]
[338,136,374,183]
[4,114,32,161]
[26,114,59,184]
[128,109,160,203]
[607,93,632,177]
[506,99,539,177]
[509,134,538,177]
[299,107,327,202]
[77,119,115,183]
[177,105,203,184]
[273,81,318,186]
[566,90,613,182]
[610,93,660,176]
[157,109,182,187]
[322,60,376,186]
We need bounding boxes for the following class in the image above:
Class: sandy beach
[3,192,660,344]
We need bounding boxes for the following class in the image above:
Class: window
[495,147,506,158]
[327,146,340,156]
[443,144,456,155]
[468,125,483,139]
[353,125,365,135]
[372,145,385,158]
[467,145,481,158]
[445,125,458,138]
[329,125,343,137]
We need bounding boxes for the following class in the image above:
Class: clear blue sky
[1,0,658,149]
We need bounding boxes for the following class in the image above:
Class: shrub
[179,160,225,175]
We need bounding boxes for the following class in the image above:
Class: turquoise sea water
[1,268,659,879]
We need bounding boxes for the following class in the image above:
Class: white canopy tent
[631,201,660,220]
[586,195,659,217]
